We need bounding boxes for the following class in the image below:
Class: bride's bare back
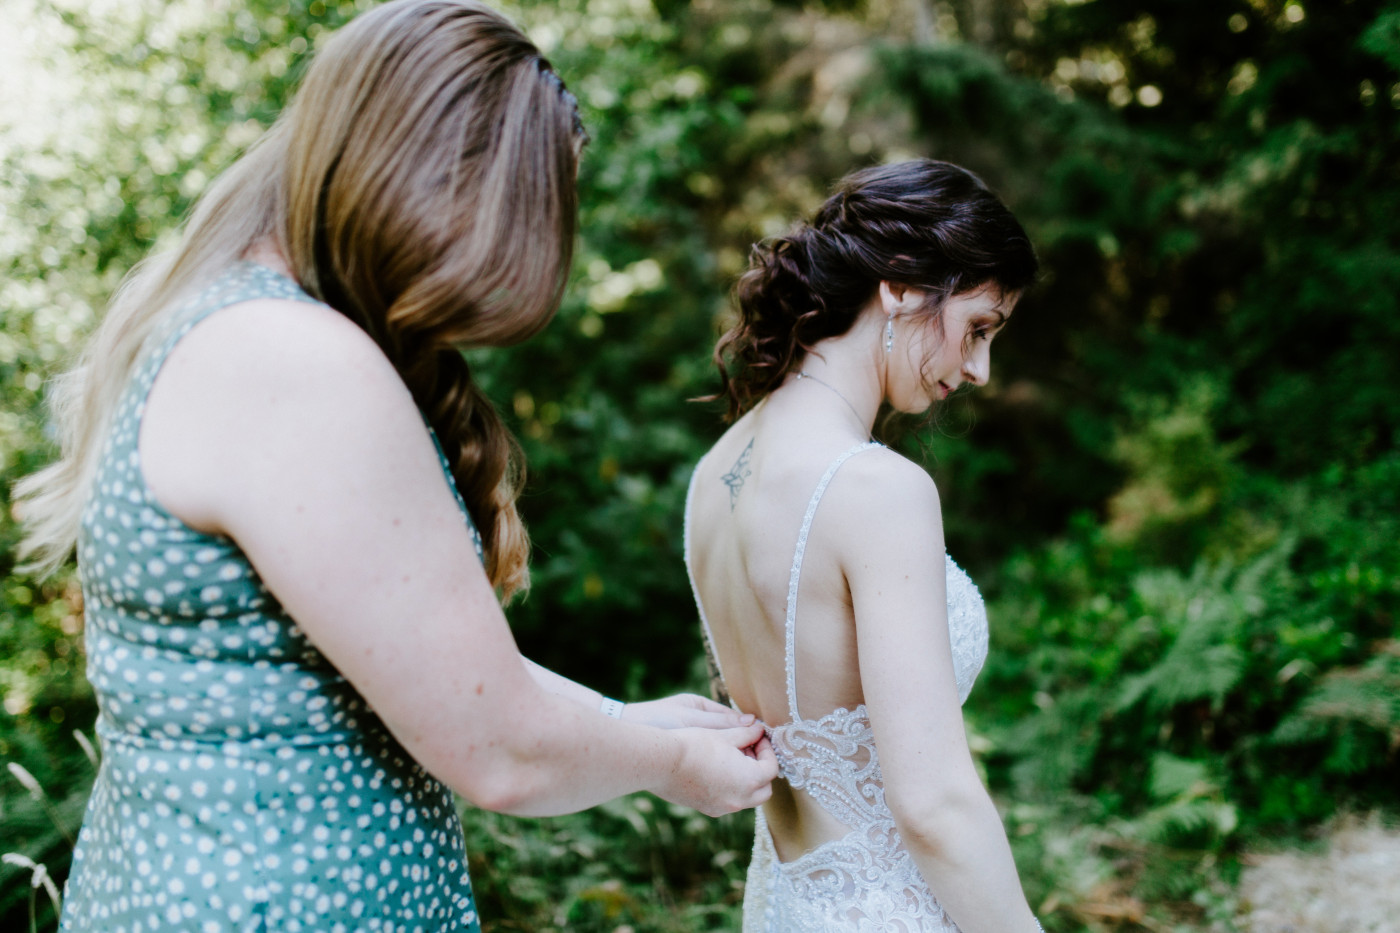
[687,393,878,860]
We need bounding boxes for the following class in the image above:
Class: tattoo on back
[720,438,754,512]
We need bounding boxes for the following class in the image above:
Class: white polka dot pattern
[61,263,485,933]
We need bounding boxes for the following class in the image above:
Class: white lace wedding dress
[685,442,990,933]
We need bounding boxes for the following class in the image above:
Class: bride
[684,160,1046,932]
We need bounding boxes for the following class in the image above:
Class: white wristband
[599,696,625,719]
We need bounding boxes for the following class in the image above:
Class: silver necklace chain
[795,370,872,439]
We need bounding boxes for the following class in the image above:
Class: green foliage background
[2,0,1397,930]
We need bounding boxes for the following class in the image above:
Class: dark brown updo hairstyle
[713,159,1037,420]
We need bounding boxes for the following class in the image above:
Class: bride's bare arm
[831,453,1041,933]
[140,297,777,818]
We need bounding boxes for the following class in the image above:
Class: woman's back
[687,396,868,715]
[686,396,874,860]
[65,262,481,932]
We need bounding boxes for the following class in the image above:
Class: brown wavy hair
[16,0,583,600]
[712,159,1038,420]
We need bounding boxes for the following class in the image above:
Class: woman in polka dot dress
[14,2,777,931]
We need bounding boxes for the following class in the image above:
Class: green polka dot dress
[61,262,484,933]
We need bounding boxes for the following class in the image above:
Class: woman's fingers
[625,694,756,729]
[674,692,754,726]
[752,735,777,771]
[743,733,777,805]
[750,735,778,787]
[684,693,739,715]
[727,723,776,796]
[691,707,755,729]
[723,721,768,749]
[663,723,776,816]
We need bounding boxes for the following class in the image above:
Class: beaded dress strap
[785,441,882,721]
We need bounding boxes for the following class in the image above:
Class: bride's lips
[937,381,952,399]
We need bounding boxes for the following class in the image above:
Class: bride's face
[886,285,1015,414]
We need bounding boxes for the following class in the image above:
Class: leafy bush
[461,798,753,932]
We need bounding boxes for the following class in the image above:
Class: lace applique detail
[771,707,883,830]
[745,806,958,933]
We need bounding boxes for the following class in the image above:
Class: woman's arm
[828,453,1041,933]
[523,657,608,707]
[524,659,753,730]
[140,297,777,818]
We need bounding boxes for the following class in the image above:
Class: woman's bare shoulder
[832,447,940,510]
[142,293,422,532]
[821,447,944,548]
[152,290,421,438]
[172,294,397,383]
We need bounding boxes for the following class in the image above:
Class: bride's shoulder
[824,447,942,533]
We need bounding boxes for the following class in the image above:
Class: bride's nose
[962,347,990,387]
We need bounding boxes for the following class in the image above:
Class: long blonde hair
[15,0,583,600]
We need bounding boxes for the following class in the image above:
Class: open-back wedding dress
[685,441,990,932]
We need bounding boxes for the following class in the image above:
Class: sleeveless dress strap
[785,441,882,721]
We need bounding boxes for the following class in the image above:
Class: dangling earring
[884,315,895,354]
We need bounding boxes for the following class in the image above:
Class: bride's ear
[877,280,926,316]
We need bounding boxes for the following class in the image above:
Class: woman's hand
[655,722,778,817]
[622,693,756,730]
